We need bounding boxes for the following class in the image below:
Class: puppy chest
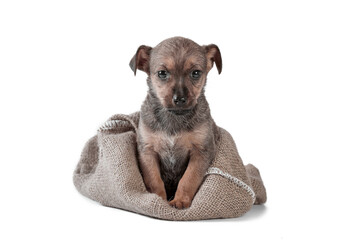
[158,136,189,184]
[139,121,209,166]
[158,135,189,166]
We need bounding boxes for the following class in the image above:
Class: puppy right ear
[129,45,152,76]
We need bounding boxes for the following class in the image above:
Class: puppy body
[130,37,222,208]
[139,90,219,200]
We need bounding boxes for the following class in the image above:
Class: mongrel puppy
[129,37,222,209]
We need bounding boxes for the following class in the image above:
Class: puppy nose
[173,94,187,106]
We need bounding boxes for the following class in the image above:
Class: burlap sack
[73,112,266,220]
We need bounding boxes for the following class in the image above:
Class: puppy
[129,37,222,209]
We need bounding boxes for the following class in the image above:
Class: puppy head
[130,37,222,114]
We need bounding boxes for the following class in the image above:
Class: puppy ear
[204,44,222,74]
[129,45,152,75]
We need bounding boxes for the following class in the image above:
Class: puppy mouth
[167,108,192,116]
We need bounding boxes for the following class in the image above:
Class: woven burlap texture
[73,112,266,220]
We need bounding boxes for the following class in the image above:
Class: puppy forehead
[152,52,206,73]
[153,55,205,70]
[151,37,206,70]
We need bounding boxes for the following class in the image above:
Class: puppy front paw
[169,195,192,209]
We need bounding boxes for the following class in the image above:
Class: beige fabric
[73,112,267,220]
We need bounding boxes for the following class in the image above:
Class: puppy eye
[158,70,169,80]
[190,70,202,80]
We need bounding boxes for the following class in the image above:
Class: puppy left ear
[204,44,222,74]
[129,45,152,76]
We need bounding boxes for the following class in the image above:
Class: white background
[1,0,354,239]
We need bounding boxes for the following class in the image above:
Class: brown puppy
[129,37,222,209]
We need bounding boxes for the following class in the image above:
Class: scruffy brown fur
[129,37,222,209]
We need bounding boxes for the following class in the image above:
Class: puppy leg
[169,150,209,209]
[139,150,167,200]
